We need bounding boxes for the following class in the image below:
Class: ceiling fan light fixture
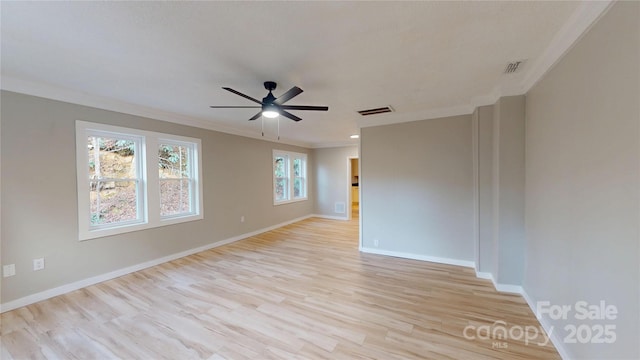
[262,102,279,118]
[262,110,279,118]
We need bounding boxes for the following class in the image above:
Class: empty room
[1,1,638,359]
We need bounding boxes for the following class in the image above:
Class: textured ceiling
[1,1,596,147]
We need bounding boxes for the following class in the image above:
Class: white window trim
[292,155,307,200]
[84,130,147,232]
[158,138,199,220]
[273,150,308,205]
[76,121,203,241]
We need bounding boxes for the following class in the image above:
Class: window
[87,132,145,228]
[158,141,196,218]
[76,121,203,240]
[293,156,307,199]
[274,153,289,202]
[273,150,307,204]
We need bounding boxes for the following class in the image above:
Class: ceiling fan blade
[222,87,263,104]
[209,106,261,108]
[280,110,302,122]
[248,112,262,121]
[280,105,329,111]
[274,86,303,105]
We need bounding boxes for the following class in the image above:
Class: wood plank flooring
[1,213,559,359]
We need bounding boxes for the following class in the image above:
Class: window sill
[79,213,203,241]
[273,197,308,206]
[160,213,204,227]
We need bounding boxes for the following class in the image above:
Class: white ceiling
[1,1,610,147]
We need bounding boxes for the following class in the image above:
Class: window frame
[273,150,308,205]
[292,155,307,200]
[76,121,203,241]
[158,138,198,220]
[86,130,146,231]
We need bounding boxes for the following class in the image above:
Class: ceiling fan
[210,81,328,122]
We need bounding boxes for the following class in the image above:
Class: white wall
[474,105,494,274]
[493,96,526,285]
[472,97,526,287]
[0,91,314,305]
[360,115,474,264]
[313,146,358,219]
[524,2,639,358]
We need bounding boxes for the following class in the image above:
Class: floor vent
[357,106,394,116]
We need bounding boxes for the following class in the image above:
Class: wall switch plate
[240,216,245,223]
[33,258,45,271]
[3,264,16,277]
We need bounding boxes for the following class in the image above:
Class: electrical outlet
[33,258,45,271]
[3,264,16,277]
[374,239,379,247]
[240,216,245,223]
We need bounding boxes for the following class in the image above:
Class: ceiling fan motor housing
[263,81,278,105]
[264,81,277,91]
[263,92,277,104]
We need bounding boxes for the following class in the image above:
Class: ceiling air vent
[357,106,394,116]
[504,61,523,74]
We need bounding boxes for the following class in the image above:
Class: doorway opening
[348,157,359,221]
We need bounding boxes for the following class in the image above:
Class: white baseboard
[360,247,476,268]
[311,214,349,221]
[475,270,493,280]
[0,214,313,313]
[493,282,524,295]
[476,271,568,357]
[359,249,526,296]
[475,271,524,295]
[522,289,571,360]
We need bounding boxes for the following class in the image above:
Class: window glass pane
[159,144,189,179]
[274,156,287,178]
[275,178,288,201]
[89,136,136,179]
[294,177,301,198]
[89,180,138,225]
[293,158,301,177]
[159,143,194,218]
[293,157,306,198]
[274,155,290,202]
[88,137,96,178]
[160,179,192,216]
[87,134,140,228]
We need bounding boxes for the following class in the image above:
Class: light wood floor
[1,212,559,359]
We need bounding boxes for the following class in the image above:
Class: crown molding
[311,140,359,149]
[520,0,614,93]
[0,76,313,149]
